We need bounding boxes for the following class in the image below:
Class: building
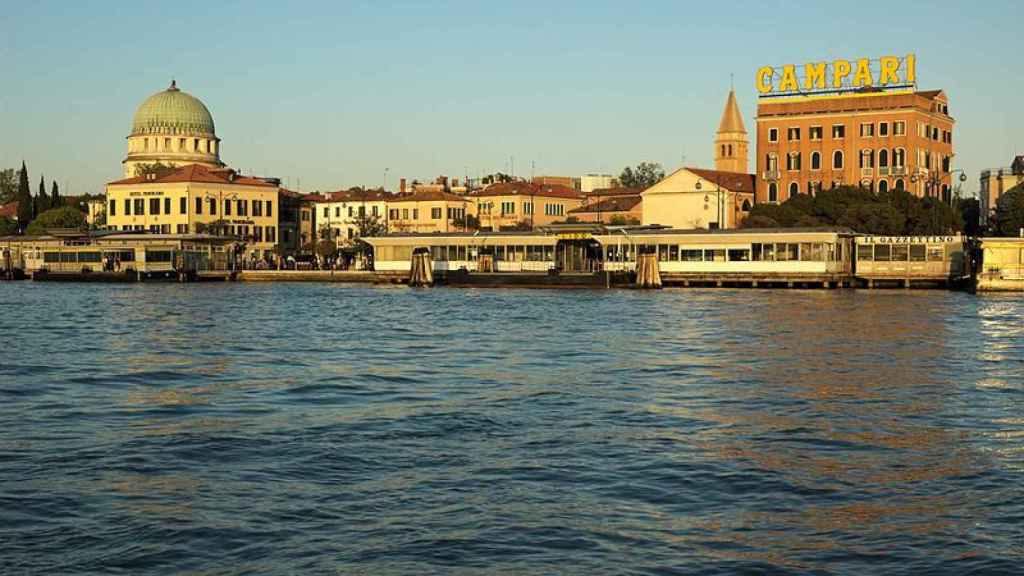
[757,80,954,204]
[979,156,1024,225]
[715,89,749,173]
[122,80,225,178]
[386,189,473,233]
[278,189,314,255]
[105,164,280,260]
[532,175,580,190]
[641,167,754,230]
[977,237,1024,291]
[312,188,390,243]
[567,194,642,224]
[581,174,616,193]
[469,182,583,230]
[84,199,106,227]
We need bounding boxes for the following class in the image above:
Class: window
[109,200,116,216]
[164,137,171,150]
[180,197,187,214]
[893,148,905,168]
[134,199,144,215]
[335,207,340,218]
[895,179,905,191]
[811,151,821,171]
[225,200,232,216]
[832,124,845,139]
[431,207,442,219]
[348,206,354,217]
[254,201,262,217]
[544,204,564,216]
[786,152,801,171]
[860,123,874,137]
[163,198,170,214]
[894,121,906,136]
[176,224,188,234]
[768,183,778,203]
[178,138,185,150]
[196,197,203,214]
[267,201,273,217]
[125,199,131,215]
[878,149,889,168]
[768,128,779,142]
[879,122,889,137]
[358,206,365,217]
[878,180,889,193]
[402,209,409,219]
[810,126,823,141]
[412,209,418,220]
[389,209,398,220]
[323,207,329,218]
[267,227,276,242]
[524,202,533,215]
[787,127,800,141]
[209,198,217,215]
[833,150,844,169]
[860,150,874,168]
[194,138,200,151]
[501,201,515,215]
[238,200,247,216]
[873,245,891,261]
[766,153,778,173]
[788,182,799,197]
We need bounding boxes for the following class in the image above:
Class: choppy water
[1,283,1022,575]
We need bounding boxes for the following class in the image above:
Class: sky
[1,0,1021,196]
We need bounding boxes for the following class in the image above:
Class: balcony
[878,167,890,176]
[762,170,780,181]
[892,166,906,176]
[860,168,874,178]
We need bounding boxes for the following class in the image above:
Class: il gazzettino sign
[757,54,917,98]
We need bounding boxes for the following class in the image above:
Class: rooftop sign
[757,54,916,98]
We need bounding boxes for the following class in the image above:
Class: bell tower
[714,89,749,173]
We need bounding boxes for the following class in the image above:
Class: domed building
[122,80,225,177]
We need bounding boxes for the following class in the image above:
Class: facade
[756,89,955,204]
[977,237,1024,291]
[979,157,1024,225]
[386,190,473,233]
[123,81,224,178]
[567,195,642,224]
[85,199,106,227]
[715,90,749,173]
[641,167,754,230]
[532,175,580,190]
[278,189,314,255]
[469,182,583,230]
[105,164,280,259]
[313,188,390,243]
[581,174,616,193]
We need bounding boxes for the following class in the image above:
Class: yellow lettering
[878,56,900,84]
[804,62,826,90]
[852,58,873,87]
[756,66,774,93]
[832,59,852,88]
[778,65,799,92]
[905,53,916,84]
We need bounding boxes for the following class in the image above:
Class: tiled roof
[388,189,467,203]
[586,187,642,198]
[685,167,756,194]
[470,181,581,199]
[717,89,746,134]
[569,195,641,214]
[0,201,18,218]
[108,164,276,187]
[319,188,392,203]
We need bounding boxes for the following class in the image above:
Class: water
[1,283,1022,575]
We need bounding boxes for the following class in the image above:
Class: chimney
[400,178,406,193]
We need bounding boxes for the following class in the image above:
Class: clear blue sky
[2,0,1021,196]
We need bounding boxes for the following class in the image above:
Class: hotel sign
[757,54,916,98]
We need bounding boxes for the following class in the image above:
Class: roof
[470,181,581,199]
[389,189,467,203]
[586,187,642,198]
[107,164,276,187]
[717,89,746,134]
[131,80,216,136]
[316,187,392,203]
[685,167,756,194]
[0,201,18,219]
[569,195,642,214]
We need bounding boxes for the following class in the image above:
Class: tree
[15,162,32,230]
[619,162,665,190]
[133,162,177,179]
[50,181,60,207]
[453,213,480,231]
[35,174,49,216]
[0,218,17,236]
[25,206,86,235]
[993,186,1024,237]
[315,239,338,259]
[958,198,982,237]
[0,168,16,204]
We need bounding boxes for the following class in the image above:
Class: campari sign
[756,54,917,98]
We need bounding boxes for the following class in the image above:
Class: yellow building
[977,237,1024,291]
[386,190,473,233]
[979,158,1024,225]
[123,80,225,178]
[312,188,390,244]
[105,164,280,259]
[641,167,754,230]
[469,182,582,230]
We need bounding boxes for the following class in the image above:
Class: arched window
[878,179,889,193]
[895,178,905,191]
[721,145,726,157]
[811,151,821,170]
[767,153,778,173]
[860,149,874,168]
[878,149,889,168]
[786,152,801,171]
[893,148,905,168]
[741,199,751,211]
[789,182,799,197]
[728,144,733,156]
[833,150,844,170]
[768,183,778,203]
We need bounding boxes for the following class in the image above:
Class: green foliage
[481,173,513,185]
[16,162,32,228]
[743,185,962,235]
[0,168,16,204]
[993,186,1024,237]
[50,181,60,207]
[315,239,338,258]
[452,213,480,231]
[134,162,177,178]
[25,206,86,235]
[35,175,50,216]
[958,198,981,237]
[608,215,641,226]
[0,217,17,236]
[619,162,665,190]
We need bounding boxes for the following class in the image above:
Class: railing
[892,166,906,176]
[762,170,780,181]
[878,167,890,176]
[860,168,874,178]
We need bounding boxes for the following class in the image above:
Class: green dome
[130,80,216,136]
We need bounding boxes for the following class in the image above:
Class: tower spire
[714,89,749,173]
[168,78,178,92]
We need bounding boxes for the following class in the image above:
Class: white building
[581,174,616,193]
[312,188,391,244]
[641,167,754,230]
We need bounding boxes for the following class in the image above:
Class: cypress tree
[36,174,49,215]
[15,162,32,232]
[51,181,60,207]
